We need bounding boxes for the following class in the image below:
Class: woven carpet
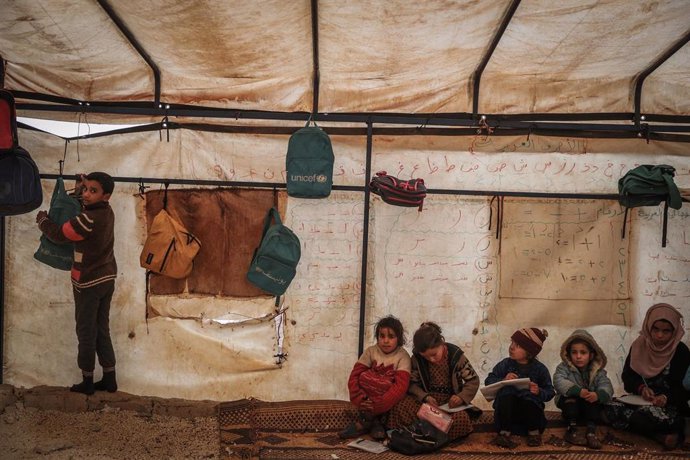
[218,399,689,459]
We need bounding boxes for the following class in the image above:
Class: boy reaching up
[37,172,118,395]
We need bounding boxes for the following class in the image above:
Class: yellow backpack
[140,209,201,279]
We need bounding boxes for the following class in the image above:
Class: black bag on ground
[388,419,449,455]
[369,171,427,211]
[618,164,682,247]
[285,120,334,198]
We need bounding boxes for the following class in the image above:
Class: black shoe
[564,427,587,446]
[526,434,542,447]
[493,433,518,449]
[338,420,370,439]
[70,376,94,395]
[586,432,602,449]
[94,371,118,393]
[370,418,386,441]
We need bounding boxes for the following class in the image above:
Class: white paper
[615,394,654,406]
[480,378,531,401]
[347,438,389,454]
[438,403,473,413]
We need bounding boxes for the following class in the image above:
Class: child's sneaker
[492,433,518,449]
[586,432,602,449]
[526,433,542,447]
[564,427,587,446]
[369,418,386,441]
[338,420,370,439]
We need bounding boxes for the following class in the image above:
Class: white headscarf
[630,303,685,379]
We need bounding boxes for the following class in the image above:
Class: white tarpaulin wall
[3,129,689,405]
[1,0,690,405]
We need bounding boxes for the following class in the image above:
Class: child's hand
[640,386,656,401]
[360,397,373,411]
[448,395,463,408]
[505,372,519,380]
[652,394,667,407]
[74,174,86,195]
[529,382,539,395]
[424,395,439,407]
[36,210,48,224]
[583,391,598,403]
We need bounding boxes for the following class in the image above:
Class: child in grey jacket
[553,329,613,449]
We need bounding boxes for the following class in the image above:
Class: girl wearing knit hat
[604,303,690,450]
[484,327,555,449]
[553,329,613,449]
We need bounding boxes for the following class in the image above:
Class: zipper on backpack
[159,238,176,272]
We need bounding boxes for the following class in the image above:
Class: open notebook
[480,378,531,401]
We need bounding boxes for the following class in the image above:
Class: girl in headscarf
[605,303,690,449]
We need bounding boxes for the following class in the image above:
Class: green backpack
[247,208,301,296]
[34,177,82,270]
[285,121,334,198]
[618,164,682,247]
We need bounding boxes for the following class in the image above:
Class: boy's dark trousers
[73,280,116,372]
[496,394,542,432]
[557,397,601,425]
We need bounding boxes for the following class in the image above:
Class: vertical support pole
[358,119,373,356]
[0,216,5,384]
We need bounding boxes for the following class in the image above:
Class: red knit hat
[511,328,548,357]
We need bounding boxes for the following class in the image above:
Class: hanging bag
[369,171,427,211]
[618,164,682,247]
[285,120,334,198]
[0,90,43,216]
[247,207,301,296]
[1,89,19,152]
[140,209,201,279]
[33,177,82,270]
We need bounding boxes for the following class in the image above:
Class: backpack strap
[662,200,669,248]
[621,207,629,240]
[262,207,282,238]
[661,172,682,210]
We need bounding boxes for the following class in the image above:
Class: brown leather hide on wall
[144,188,287,298]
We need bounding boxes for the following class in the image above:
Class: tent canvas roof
[1,0,688,120]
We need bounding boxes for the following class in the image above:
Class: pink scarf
[630,303,685,379]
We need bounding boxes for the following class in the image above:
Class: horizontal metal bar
[12,90,690,125]
[20,119,690,144]
[40,174,623,201]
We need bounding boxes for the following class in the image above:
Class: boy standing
[36,172,118,395]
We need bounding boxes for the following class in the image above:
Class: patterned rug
[218,399,689,459]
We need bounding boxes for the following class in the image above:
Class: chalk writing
[500,199,629,300]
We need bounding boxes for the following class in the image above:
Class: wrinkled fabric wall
[3,128,690,406]
[2,1,689,114]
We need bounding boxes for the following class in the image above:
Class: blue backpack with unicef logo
[285,120,334,198]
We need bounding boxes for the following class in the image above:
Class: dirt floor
[0,384,220,459]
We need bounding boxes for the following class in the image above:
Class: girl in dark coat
[605,303,690,450]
